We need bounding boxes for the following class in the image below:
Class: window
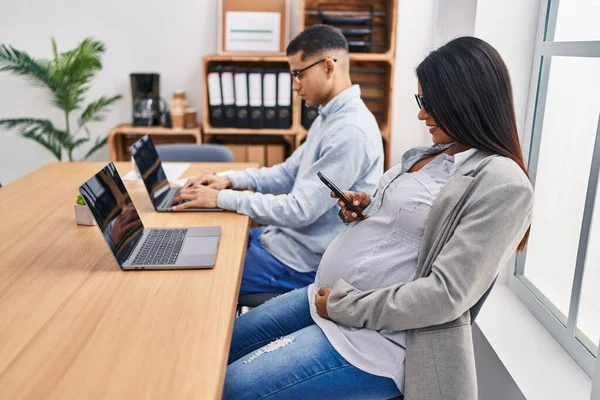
[509,0,600,378]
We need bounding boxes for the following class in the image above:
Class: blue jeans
[240,227,316,296]
[224,287,402,399]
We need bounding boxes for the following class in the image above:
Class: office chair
[237,292,284,316]
[155,143,234,163]
[469,276,498,323]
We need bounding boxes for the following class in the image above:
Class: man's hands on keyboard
[171,185,219,210]
[184,174,232,190]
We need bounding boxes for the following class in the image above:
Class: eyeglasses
[291,58,337,81]
[415,94,430,114]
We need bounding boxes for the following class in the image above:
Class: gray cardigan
[326,150,534,400]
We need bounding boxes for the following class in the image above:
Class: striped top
[308,144,478,392]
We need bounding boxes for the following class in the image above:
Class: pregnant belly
[316,225,419,291]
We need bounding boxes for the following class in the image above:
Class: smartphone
[317,171,365,219]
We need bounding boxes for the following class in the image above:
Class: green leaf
[21,129,62,160]
[70,137,89,150]
[76,194,86,205]
[0,118,68,160]
[0,38,120,161]
[51,38,58,64]
[77,94,122,128]
[50,37,106,112]
[83,135,108,160]
[0,44,55,90]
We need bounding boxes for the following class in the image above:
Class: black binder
[262,68,278,129]
[276,69,292,129]
[207,66,224,127]
[221,66,236,127]
[301,100,319,130]
[234,67,250,128]
[248,68,264,129]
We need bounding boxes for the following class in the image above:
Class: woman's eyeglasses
[291,58,337,81]
[415,94,430,114]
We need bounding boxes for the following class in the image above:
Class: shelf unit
[302,0,397,57]
[107,124,202,161]
[201,55,302,137]
[200,0,397,164]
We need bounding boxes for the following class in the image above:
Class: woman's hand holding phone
[331,190,370,222]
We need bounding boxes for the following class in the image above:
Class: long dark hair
[416,36,530,251]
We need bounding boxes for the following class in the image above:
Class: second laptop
[130,135,223,212]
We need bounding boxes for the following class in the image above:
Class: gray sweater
[326,150,534,400]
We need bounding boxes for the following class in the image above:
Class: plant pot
[74,204,96,226]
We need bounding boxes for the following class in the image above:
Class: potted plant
[0,38,122,160]
[74,194,95,226]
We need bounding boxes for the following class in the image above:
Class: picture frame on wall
[218,0,290,55]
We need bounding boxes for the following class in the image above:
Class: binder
[220,66,236,127]
[262,69,278,129]
[207,66,224,127]
[234,67,250,128]
[301,100,319,130]
[248,68,264,129]
[276,69,292,129]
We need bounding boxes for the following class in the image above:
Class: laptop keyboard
[132,229,187,266]
[157,188,180,210]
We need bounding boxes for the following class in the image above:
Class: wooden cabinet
[108,125,202,161]
[220,144,287,167]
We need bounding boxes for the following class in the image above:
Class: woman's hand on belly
[315,287,332,319]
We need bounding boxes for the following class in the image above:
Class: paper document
[225,12,280,52]
[170,178,189,187]
[122,163,190,182]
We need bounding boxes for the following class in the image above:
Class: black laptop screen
[130,135,169,200]
[79,163,144,265]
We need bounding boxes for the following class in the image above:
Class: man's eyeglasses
[415,94,430,114]
[291,58,337,80]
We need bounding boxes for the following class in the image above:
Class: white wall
[1,0,539,186]
[0,0,221,184]
[0,0,440,184]
[389,0,439,165]
[437,0,477,45]
[474,0,540,143]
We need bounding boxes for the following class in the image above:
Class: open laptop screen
[130,135,169,200]
[79,162,144,265]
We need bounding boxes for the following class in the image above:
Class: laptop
[79,162,221,270]
[129,135,222,212]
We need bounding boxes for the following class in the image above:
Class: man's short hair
[286,25,349,59]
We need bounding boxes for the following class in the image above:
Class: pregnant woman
[222,36,534,400]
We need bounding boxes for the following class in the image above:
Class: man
[172,25,384,295]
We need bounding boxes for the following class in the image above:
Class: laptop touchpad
[180,236,219,256]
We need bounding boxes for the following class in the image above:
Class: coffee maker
[130,73,167,126]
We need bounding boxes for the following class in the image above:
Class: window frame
[508,0,600,378]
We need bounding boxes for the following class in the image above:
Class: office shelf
[203,127,297,136]
[108,124,202,161]
[201,0,397,165]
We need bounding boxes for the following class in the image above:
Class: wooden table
[0,161,256,400]
[108,125,203,161]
